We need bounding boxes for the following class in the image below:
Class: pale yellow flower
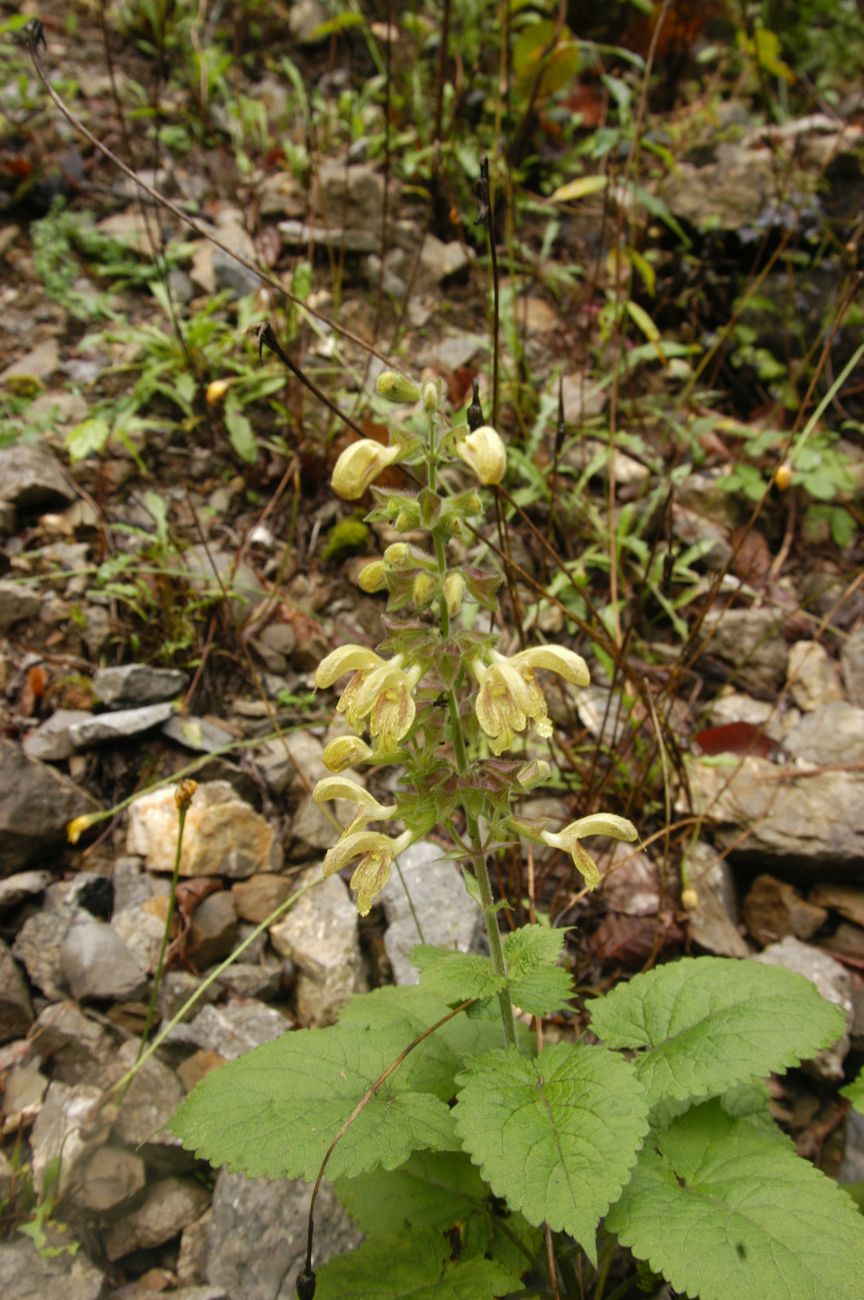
[357,560,388,593]
[541,813,638,891]
[66,812,102,845]
[316,645,421,750]
[312,775,396,834]
[471,645,590,754]
[331,439,401,500]
[322,827,413,915]
[455,425,507,485]
[322,735,374,772]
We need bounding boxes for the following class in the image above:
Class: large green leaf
[314,1229,522,1299]
[608,1100,864,1300]
[454,1042,649,1263]
[410,947,504,1003]
[334,1150,490,1233]
[169,1022,456,1181]
[588,956,845,1106]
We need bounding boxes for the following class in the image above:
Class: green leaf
[169,1022,456,1181]
[608,1100,864,1300]
[504,924,574,1016]
[335,1150,490,1233]
[314,1229,522,1299]
[67,417,111,461]
[224,396,258,464]
[842,1067,864,1115]
[549,174,608,203]
[588,956,846,1107]
[411,947,504,1003]
[454,1042,649,1263]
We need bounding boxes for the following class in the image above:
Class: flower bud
[443,571,466,619]
[322,735,374,772]
[455,425,507,485]
[422,380,439,413]
[357,560,388,593]
[681,886,699,911]
[332,439,400,500]
[376,370,421,404]
[774,462,793,491]
[412,573,436,606]
[206,378,232,406]
[383,543,412,567]
[516,759,551,790]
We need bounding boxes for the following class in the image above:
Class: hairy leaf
[410,947,504,1003]
[588,956,845,1106]
[314,1229,522,1299]
[454,1042,649,1263]
[504,923,575,1015]
[170,1022,456,1181]
[608,1100,864,1300]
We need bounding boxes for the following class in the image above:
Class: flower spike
[316,645,422,750]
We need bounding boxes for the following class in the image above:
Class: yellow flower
[471,645,590,754]
[322,735,374,772]
[312,775,396,834]
[443,571,466,619]
[205,378,232,406]
[66,811,102,845]
[316,645,421,750]
[455,424,507,485]
[331,439,401,500]
[322,828,413,915]
[541,813,638,891]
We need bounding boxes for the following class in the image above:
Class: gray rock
[112,855,159,912]
[381,840,483,986]
[419,233,471,282]
[2,1056,48,1127]
[0,940,33,1043]
[163,999,290,1058]
[290,792,343,851]
[0,445,75,513]
[0,1238,106,1300]
[840,1109,864,1184]
[92,663,188,707]
[0,739,100,876]
[70,1144,146,1212]
[705,690,799,743]
[214,961,281,1001]
[783,701,864,767]
[671,506,732,570]
[598,842,660,916]
[12,906,74,1000]
[31,1001,111,1085]
[68,701,174,747]
[841,625,864,708]
[158,969,217,1022]
[786,641,843,712]
[211,246,261,299]
[127,780,282,878]
[112,903,167,974]
[657,141,775,232]
[184,545,265,617]
[0,1148,11,1202]
[22,710,93,761]
[682,841,749,958]
[102,1175,211,1261]
[700,607,788,697]
[0,581,41,630]
[288,0,329,45]
[188,890,238,967]
[205,1168,361,1300]
[61,914,148,1002]
[30,1081,109,1196]
[270,867,366,1026]
[755,936,852,1079]
[685,755,864,879]
[0,869,51,914]
[103,1038,183,1148]
[163,714,236,753]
